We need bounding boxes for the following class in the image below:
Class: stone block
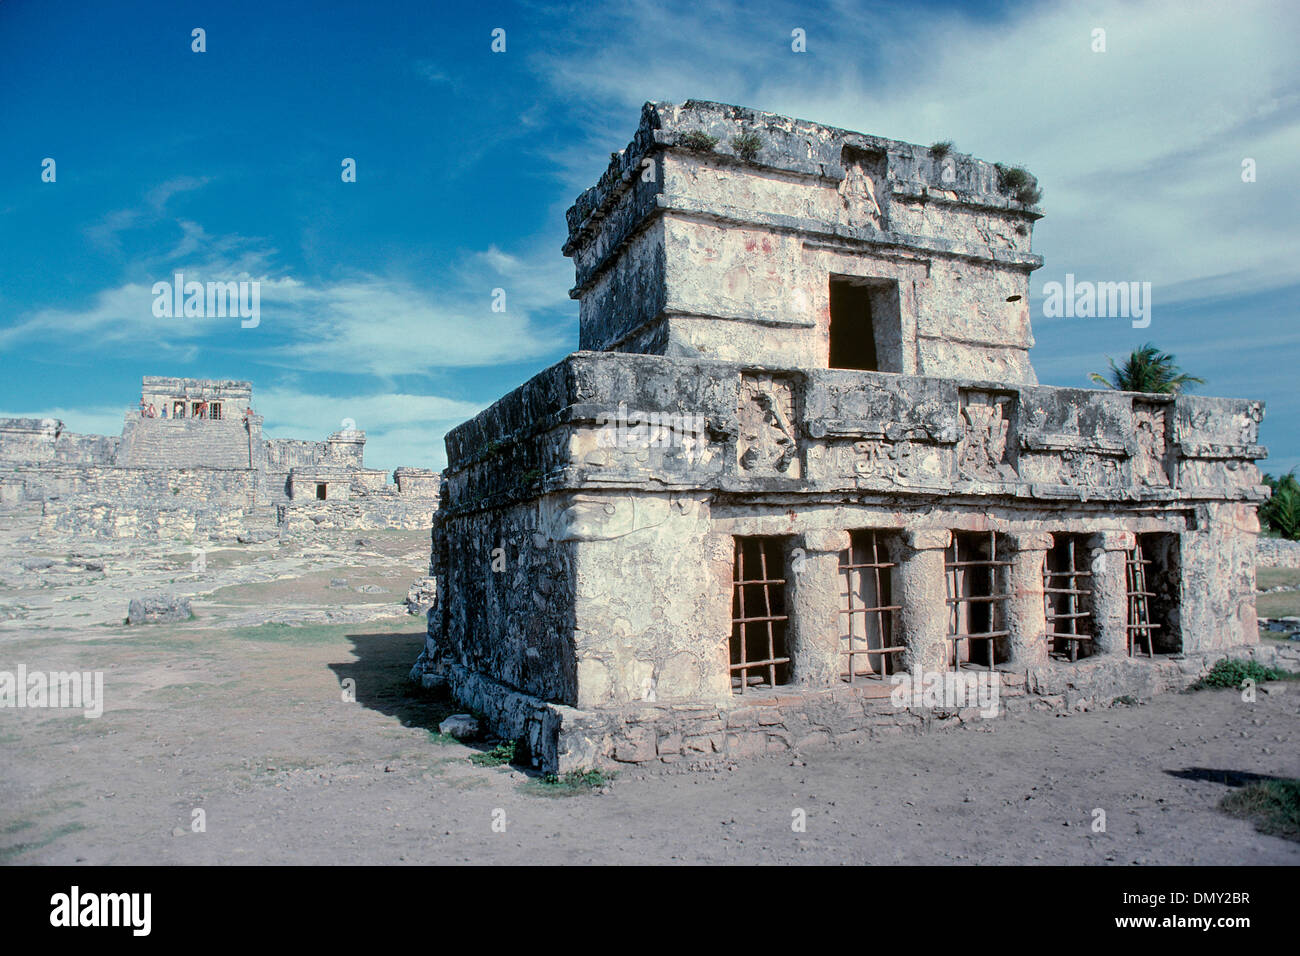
[127,594,192,625]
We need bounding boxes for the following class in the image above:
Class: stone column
[896,529,951,674]
[1005,532,1052,669]
[786,529,850,686]
[1086,531,1135,657]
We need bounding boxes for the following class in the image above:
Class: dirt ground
[1,520,1297,865]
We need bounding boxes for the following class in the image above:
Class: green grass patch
[1219,778,1300,842]
[470,740,519,767]
[1257,590,1300,619]
[0,821,87,863]
[1258,567,1300,590]
[224,619,415,645]
[523,768,613,796]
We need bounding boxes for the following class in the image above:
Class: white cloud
[2,247,574,376]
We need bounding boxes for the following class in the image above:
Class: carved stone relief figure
[1132,403,1169,487]
[956,395,1016,481]
[737,375,800,478]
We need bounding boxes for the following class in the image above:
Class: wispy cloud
[2,233,573,376]
[532,0,1300,305]
[257,386,485,471]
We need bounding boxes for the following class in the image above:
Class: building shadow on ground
[328,628,455,735]
[1165,768,1285,787]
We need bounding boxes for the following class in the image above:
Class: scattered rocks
[405,576,437,614]
[355,584,387,594]
[127,593,193,625]
[328,578,349,588]
[438,714,480,739]
[236,530,278,544]
[20,557,55,571]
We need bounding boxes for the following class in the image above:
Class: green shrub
[731,132,762,162]
[1220,779,1300,842]
[995,162,1041,204]
[1193,657,1287,689]
[470,739,519,767]
[929,140,953,159]
[680,130,719,152]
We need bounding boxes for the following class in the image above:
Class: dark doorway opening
[828,279,879,371]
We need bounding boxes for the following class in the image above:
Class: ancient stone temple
[0,376,440,538]
[412,100,1270,772]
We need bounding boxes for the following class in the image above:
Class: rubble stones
[405,577,437,615]
[127,593,193,625]
[438,714,480,739]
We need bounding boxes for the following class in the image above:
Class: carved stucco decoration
[737,374,800,477]
[956,397,1017,481]
[1179,458,1259,492]
[1132,403,1169,487]
[1059,450,1122,488]
[853,439,915,484]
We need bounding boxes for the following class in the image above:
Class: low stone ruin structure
[0,376,439,539]
[411,100,1275,772]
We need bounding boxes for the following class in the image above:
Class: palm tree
[1089,343,1204,394]
[1262,471,1300,540]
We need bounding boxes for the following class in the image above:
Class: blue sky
[2,0,1297,475]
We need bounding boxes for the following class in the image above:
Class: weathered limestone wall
[570,492,731,708]
[439,352,1265,510]
[0,418,120,467]
[430,496,579,704]
[275,497,436,532]
[1179,502,1260,652]
[9,464,255,506]
[37,466,260,539]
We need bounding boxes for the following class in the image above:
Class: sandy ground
[1,520,1297,865]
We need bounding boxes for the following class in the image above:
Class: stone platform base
[414,642,1299,774]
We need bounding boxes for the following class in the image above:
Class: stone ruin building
[411,100,1271,772]
[0,376,439,538]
